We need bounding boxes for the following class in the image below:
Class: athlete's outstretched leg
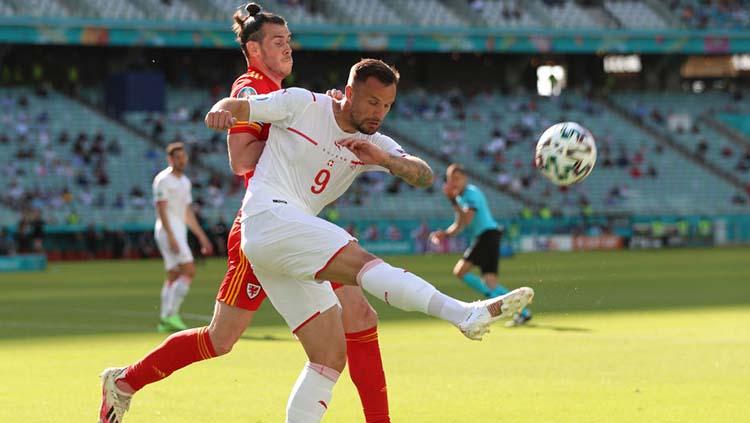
[317,242,533,340]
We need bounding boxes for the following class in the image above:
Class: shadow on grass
[520,323,592,333]
[239,333,295,342]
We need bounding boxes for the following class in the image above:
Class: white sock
[427,292,469,325]
[286,362,340,423]
[358,260,468,324]
[159,280,172,320]
[169,275,191,316]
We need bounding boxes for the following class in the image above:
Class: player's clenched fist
[205,109,237,131]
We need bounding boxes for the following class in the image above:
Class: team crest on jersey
[246,283,261,299]
[237,86,257,98]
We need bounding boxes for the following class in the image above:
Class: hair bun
[245,3,262,17]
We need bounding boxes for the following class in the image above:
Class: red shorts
[216,212,342,311]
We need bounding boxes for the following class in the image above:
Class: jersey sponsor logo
[237,86,257,98]
[246,282,261,299]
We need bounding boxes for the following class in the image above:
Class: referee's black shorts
[463,228,502,274]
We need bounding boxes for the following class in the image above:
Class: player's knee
[362,304,378,327]
[308,341,347,372]
[453,265,467,278]
[212,339,235,356]
[167,269,181,281]
[182,266,196,279]
[207,319,244,356]
[356,300,378,327]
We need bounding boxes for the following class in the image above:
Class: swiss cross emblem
[327,159,335,167]
[246,283,261,299]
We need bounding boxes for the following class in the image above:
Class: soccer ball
[535,122,597,186]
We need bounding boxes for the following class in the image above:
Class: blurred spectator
[112,193,125,209]
[29,209,45,253]
[386,224,402,241]
[0,227,16,256]
[411,222,431,254]
[731,192,747,205]
[130,186,147,209]
[84,225,102,258]
[210,219,229,256]
[469,0,484,13]
[363,224,379,241]
[107,138,122,155]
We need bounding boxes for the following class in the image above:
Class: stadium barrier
[0,17,748,53]
[0,254,47,272]
[4,213,746,261]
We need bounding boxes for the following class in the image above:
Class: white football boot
[99,367,132,423]
[458,287,534,340]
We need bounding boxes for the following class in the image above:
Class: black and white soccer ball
[535,122,597,186]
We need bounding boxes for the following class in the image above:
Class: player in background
[152,142,213,332]
[99,5,391,423]
[203,58,534,422]
[430,164,532,325]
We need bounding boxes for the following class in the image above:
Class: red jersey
[228,65,281,185]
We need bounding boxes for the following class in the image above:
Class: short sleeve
[461,188,480,211]
[229,79,267,136]
[153,177,167,203]
[248,87,313,127]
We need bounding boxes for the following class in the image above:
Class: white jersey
[241,87,406,218]
[152,167,193,236]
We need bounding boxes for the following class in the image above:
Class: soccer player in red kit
[99,4,390,423]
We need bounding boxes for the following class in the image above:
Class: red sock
[346,326,390,423]
[121,326,217,392]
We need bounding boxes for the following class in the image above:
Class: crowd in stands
[6,0,749,30]
[2,78,750,257]
[625,90,750,181]
[672,0,750,29]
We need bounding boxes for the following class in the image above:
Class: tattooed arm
[382,154,434,188]
[338,138,434,188]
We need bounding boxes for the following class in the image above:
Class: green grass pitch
[1,248,749,422]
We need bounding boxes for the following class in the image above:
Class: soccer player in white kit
[152,142,213,332]
[205,59,534,422]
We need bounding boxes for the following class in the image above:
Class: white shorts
[240,205,355,330]
[154,228,193,271]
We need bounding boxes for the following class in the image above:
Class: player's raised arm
[205,98,247,131]
[206,88,308,132]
